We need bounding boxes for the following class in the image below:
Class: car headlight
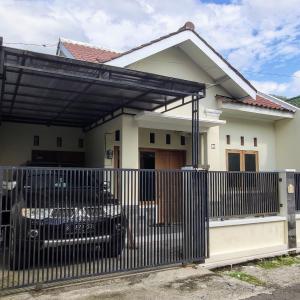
[21,208,52,220]
[103,205,122,217]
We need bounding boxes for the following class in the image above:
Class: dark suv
[7,169,127,270]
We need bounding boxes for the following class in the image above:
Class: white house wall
[219,117,277,171]
[275,110,300,171]
[128,47,231,116]
[127,46,278,171]
[85,116,122,168]
[0,122,84,166]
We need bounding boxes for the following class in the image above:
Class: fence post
[279,170,297,249]
[0,168,3,243]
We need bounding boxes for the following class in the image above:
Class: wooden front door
[141,149,186,224]
[156,150,185,224]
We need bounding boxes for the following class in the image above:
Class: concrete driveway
[2,255,300,300]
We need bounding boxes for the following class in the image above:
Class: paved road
[247,284,300,300]
[3,258,300,299]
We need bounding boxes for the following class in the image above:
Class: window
[245,153,257,171]
[56,137,62,148]
[227,150,258,171]
[254,137,257,147]
[78,138,84,148]
[241,136,244,146]
[180,136,186,146]
[150,132,155,144]
[227,152,241,171]
[33,135,39,146]
[226,135,230,145]
[115,130,120,142]
[166,134,171,145]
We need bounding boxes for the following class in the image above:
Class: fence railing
[208,171,280,219]
[295,173,300,211]
[0,167,208,292]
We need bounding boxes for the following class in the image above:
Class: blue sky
[1,0,300,97]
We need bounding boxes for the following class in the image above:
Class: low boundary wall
[206,216,288,267]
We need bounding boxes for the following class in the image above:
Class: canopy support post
[192,93,200,168]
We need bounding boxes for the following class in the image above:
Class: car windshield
[22,170,107,189]
[20,170,117,207]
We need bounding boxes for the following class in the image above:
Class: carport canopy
[0,44,205,131]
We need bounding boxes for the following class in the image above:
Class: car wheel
[105,234,125,258]
[9,228,22,271]
[9,228,35,270]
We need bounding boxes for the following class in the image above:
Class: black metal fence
[208,171,279,218]
[295,173,300,211]
[0,167,208,292]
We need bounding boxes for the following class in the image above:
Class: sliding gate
[0,167,208,292]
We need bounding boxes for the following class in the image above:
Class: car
[6,169,127,270]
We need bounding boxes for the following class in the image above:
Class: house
[0,22,299,292]
[0,21,299,172]
[54,21,298,173]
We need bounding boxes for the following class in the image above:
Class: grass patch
[226,271,265,286]
[257,256,300,269]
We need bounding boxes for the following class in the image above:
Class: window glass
[56,137,62,148]
[180,136,186,146]
[226,135,230,145]
[228,153,241,171]
[78,138,84,148]
[245,153,257,171]
[254,137,257,147]
[33,135,39,146]
[150,133,155,144]
[166,134,171,145]
[115,130,120,141]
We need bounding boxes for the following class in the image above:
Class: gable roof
[58,38,120,63]
[216,94,294,112]
[58,22,257,99]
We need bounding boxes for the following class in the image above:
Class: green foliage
[257,255,300,269]
[226,271,266,286]
[271,94,300,108]
[287,96,300,108]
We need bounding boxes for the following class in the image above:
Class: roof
[0,46,205,131]
[58,22,256,94]
[59,38,120,63]
[216,94,294,112]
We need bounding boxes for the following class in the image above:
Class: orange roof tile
[217,94,292,112]
[61,41,120,63]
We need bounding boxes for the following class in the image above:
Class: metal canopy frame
[0,41,205,167]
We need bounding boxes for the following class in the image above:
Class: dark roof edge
[106,27,257,93]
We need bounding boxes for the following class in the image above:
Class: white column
[206,126,220,171]
[120,115,139,206]
[121,115,139,169]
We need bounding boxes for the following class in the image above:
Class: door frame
[226,149,259,171]
[139,148,186,169]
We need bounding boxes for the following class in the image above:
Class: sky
[1,0,300,97]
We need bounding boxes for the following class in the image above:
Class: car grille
[51,208,77,219]
[84,207,104,218]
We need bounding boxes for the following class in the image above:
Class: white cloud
[0,0,300,91]
[251,70,300,97]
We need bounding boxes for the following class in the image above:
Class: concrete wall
[207,217,288,266]
[0,122,84,166]
[128,48,278,172]
[275,110,300,171]
[85,116,122,168]
[219,117,277,171]
[85,114,139,169]
[128,47,230,118]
